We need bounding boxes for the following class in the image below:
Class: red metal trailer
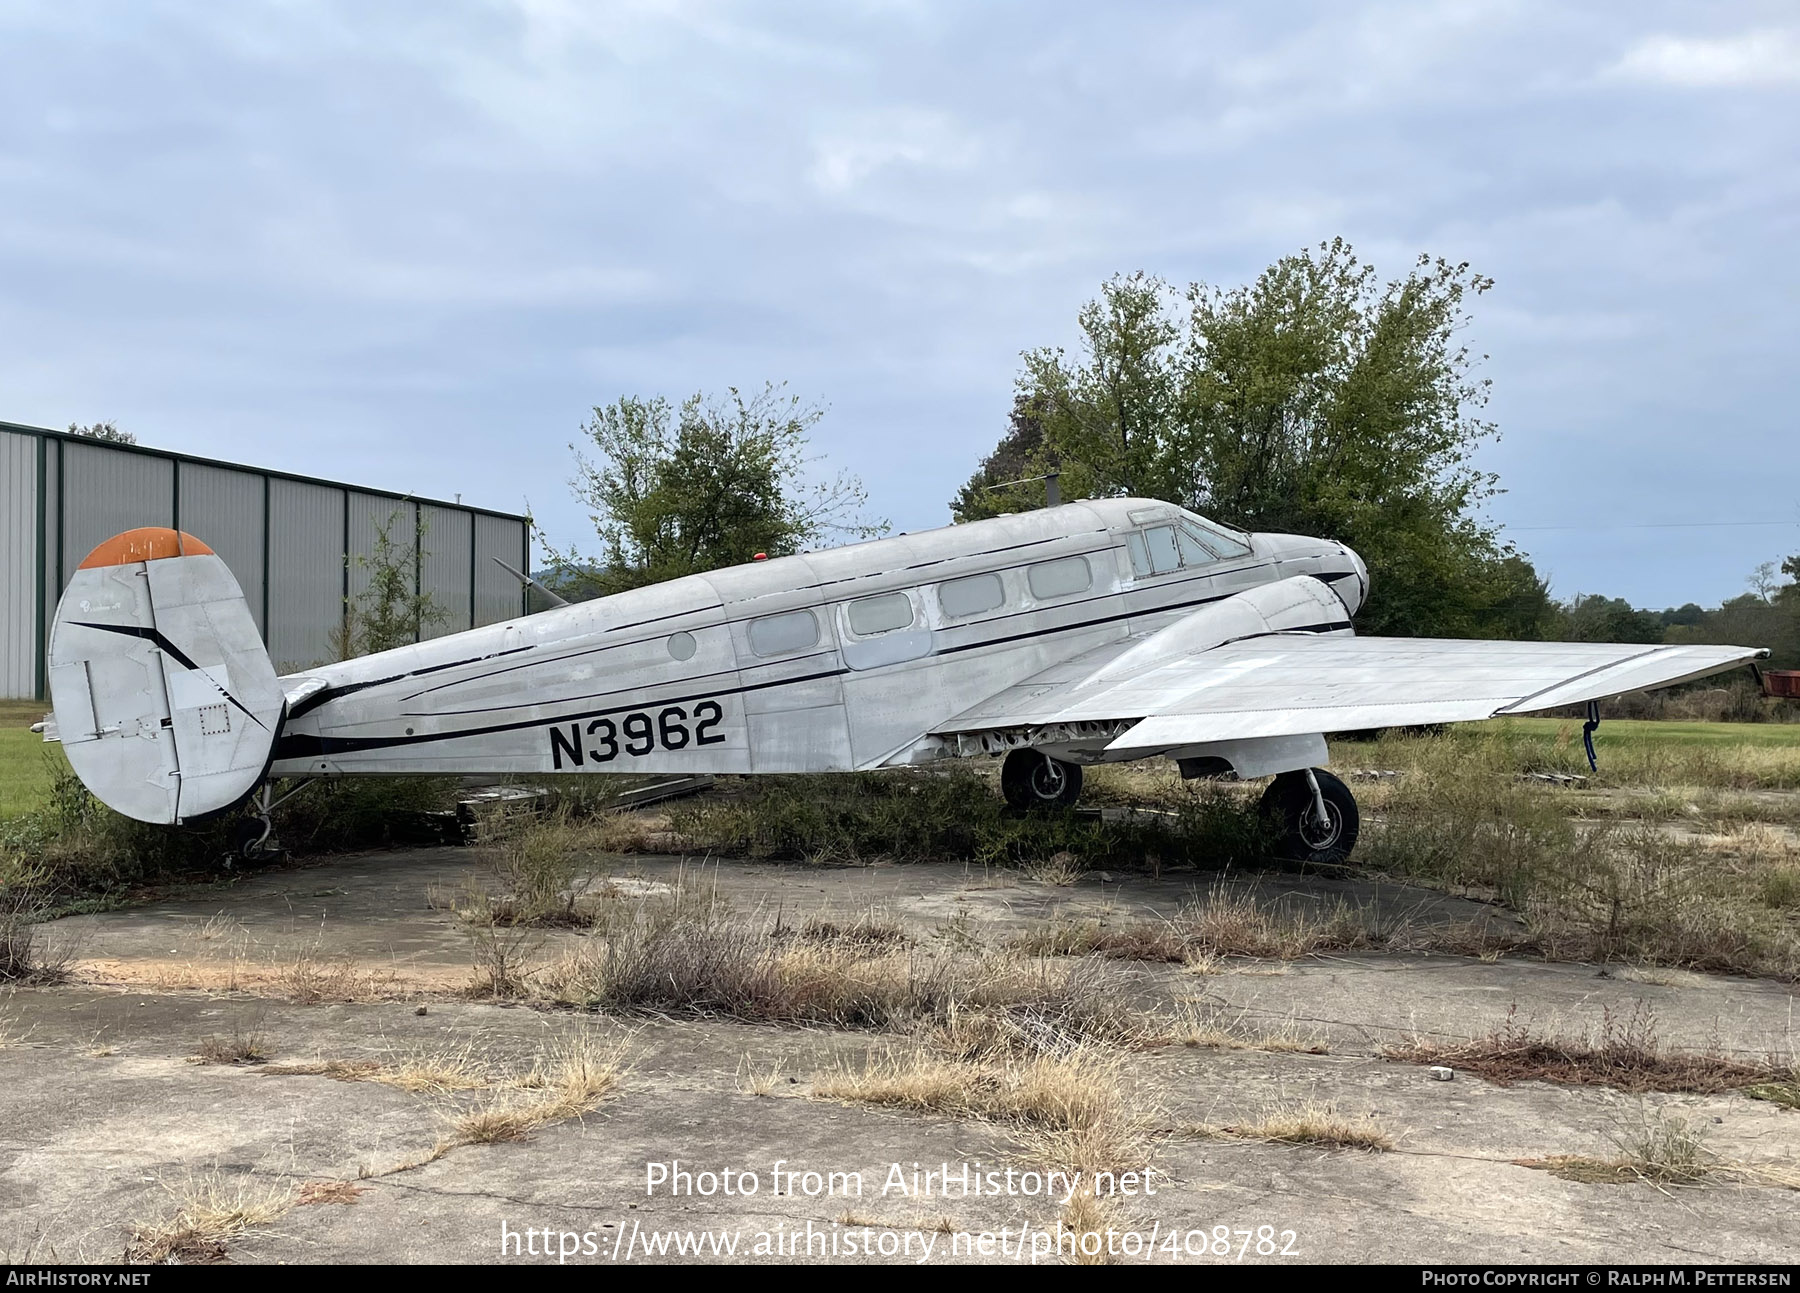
[1762,669,1800,700]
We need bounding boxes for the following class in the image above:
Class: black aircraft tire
[230,816,274,864]
[1259,769,1360,865]
[1001,750,1084,810]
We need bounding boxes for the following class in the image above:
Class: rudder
[48,527,284,824]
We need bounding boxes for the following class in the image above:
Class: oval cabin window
[748,610,820,657]
[938,572,1005,618]
[1026,555,1092,600]
[847,592,914,636]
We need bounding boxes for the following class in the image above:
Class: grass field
[1500,716,1800,750]
[0,699,61,819]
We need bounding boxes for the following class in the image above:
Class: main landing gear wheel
[1260,768,1359,865]
[1001,749,1084,810]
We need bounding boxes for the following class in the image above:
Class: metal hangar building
[0,419,531,700]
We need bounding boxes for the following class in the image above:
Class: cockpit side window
[1125,531,1153,577]
[1143,525,1180,574]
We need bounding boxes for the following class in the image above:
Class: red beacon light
[753,552,767,561]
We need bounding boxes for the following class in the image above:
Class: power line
[1502,519,1799,533]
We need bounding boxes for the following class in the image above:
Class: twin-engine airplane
[41,500,1763,864]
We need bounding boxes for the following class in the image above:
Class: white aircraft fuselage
[270,498,1361,780]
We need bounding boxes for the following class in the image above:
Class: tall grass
[0,768,459,901]
[666,770,1268,873]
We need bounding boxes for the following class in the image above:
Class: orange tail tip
[77,527,214,569]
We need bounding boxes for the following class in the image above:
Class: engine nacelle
[1076,573,1353,694]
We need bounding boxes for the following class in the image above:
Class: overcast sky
[2,1,1795,608]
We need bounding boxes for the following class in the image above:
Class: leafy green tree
[545,384,886,599]
[337,507,449,656]
[1553,594,1665,645]
[955,240,1551,638]
[949,393,1051,519]
[1662,557,1800,668]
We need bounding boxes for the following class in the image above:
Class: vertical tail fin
[48,528,284,824]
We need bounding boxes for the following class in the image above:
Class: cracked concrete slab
[4,846,1799,1264]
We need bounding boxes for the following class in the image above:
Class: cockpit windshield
[1125,513,1253,578]
[1179,510,1253,558]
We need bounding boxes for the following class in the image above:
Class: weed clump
[1385,1005,1785,1093]
[0,895,73,983]
[1010,888,1382,964]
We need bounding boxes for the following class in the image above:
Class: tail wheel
[1259,768,1359,864]
[1001,750,1084,810]
[229,816,273,864]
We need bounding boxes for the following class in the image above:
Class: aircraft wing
[935,625,1764,756]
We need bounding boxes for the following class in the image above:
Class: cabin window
[667,631,697,661]
[847,592,914,636]
[1027,555,1092,600]
[938,572,1005,618]
[748,609,820,657]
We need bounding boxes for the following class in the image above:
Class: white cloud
[807,108,981,194]
[0,1,1796,605]
[1613,27,1800,88]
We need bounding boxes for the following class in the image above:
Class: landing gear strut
[1259,768,1359,864]
[1001,749,1084,810]
[227,781,306,866]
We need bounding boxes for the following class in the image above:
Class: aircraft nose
[1341,545,1368,615]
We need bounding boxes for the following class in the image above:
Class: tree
[544,384,886,599]
[954,241,1549,638]
[948,393,1051,518]
[1749,561,1783,604]
[68,421,135,444]
[1661,556,1800,669]
[333,506,449,657]
[1553,594,1665,645]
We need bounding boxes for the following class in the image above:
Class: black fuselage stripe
[275,668,844,758]
[288,644,538,718]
